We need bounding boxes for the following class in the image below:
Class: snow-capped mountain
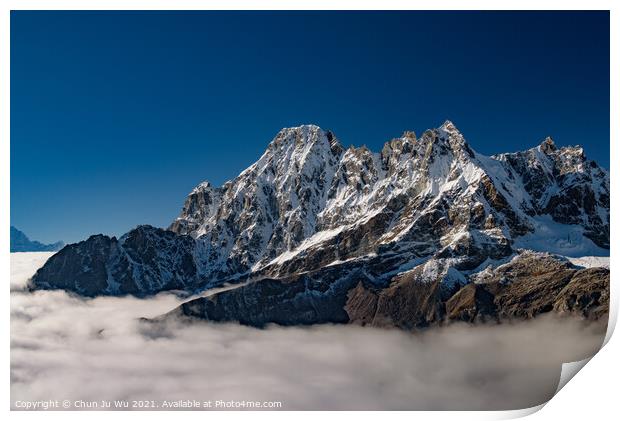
[168,121,608,280]
[31,122,609,314]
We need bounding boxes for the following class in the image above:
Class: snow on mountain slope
[31,121,610,297]
[168,121,608,285]
[492,137,609,248]
[513,215,608,257]
[565,256,610,269]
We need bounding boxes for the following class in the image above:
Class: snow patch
[513,215,608,257]
[565,256,610,269]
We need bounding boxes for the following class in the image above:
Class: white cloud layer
[11,253,606,410]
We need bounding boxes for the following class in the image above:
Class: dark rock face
[174,263,374,327]
[552,268,610,320]
[171,252,608,329]
[30,226,199,297]
[10,226,64,252]
[444,283,497,323]
[349,262,466,329]
[30,234,112,296]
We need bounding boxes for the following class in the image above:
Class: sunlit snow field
[10,252,607,410]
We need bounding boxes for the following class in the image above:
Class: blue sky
[11,11,609,244]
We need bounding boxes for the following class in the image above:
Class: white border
[2,2,617,420]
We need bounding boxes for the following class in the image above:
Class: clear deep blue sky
[11,11,609,244]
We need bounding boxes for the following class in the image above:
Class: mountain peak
[539,136,557,154]
[10,226,64,252]
[270,124,325,147]
[265,124,344,159]
[439,119,460,134]
[433,120,476,158]
[275,124,326,139]
[192,181,213,191]
[401,130,417,141]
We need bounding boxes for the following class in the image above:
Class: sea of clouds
[10,252,607,410]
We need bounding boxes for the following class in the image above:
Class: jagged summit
[401,130,417,140]
[266,124,340,151]
[439,119,460,133]
[164,121,607,269]
[266,121,468,157]
[279,123,323,132]
[32,122,609,297]
[539,136,557,154]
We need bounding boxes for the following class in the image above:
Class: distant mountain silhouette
[10,226,64,252]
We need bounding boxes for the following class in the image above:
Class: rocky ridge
[171,251,608,328]
[29,122,610,327]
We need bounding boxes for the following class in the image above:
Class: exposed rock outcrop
[169,252,608,329]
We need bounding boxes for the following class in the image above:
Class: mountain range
[30,122,610,328]
[10,226,64,253]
